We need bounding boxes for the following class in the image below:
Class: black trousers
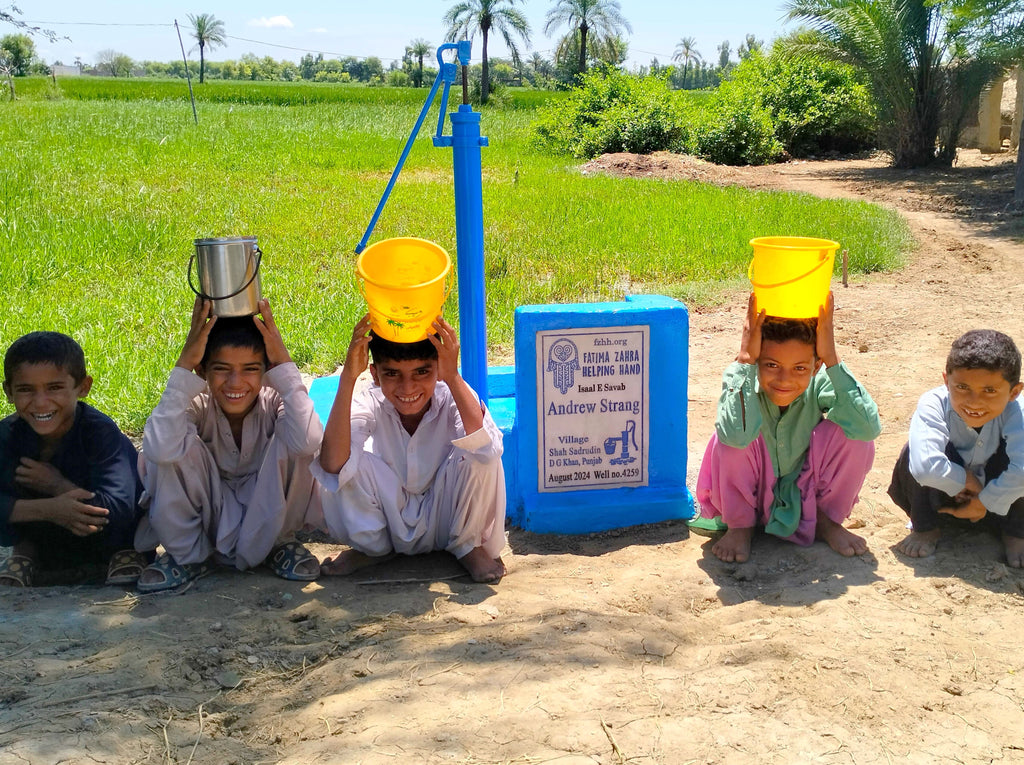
[888,439,1024,538]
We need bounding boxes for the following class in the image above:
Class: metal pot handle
[188,244,262,300]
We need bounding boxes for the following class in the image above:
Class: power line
[25,19,405,64]
[23,20,173,27]
[23,18,576,66]
[224,34,401,64]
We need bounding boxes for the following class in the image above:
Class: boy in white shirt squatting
[134,297,323,592]
[889,329,1024,566]
[315,315,506,584]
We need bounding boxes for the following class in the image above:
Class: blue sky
[21,1,796,70]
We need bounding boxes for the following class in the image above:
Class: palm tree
[672,36,702,89]
[529,51,553,84]
[188,12,226,84]
[784,0,995,168]
[544,0,631,76]
[737,33,763,60]
[406,38,432,87]
[443,0,531,104]
[717,40,731,70]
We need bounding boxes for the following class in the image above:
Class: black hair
[946,330,1021,385]
[4,331,88,385]
[201,316,267,367]
[368,332,437,365]
[761,316,818,351]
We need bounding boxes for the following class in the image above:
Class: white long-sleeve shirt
[314,381,502,495]
[143,363,322,479]
[909,385,1024,516]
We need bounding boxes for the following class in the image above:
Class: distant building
[51,64,82,77]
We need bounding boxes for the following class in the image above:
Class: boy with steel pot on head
[133,297,323,591]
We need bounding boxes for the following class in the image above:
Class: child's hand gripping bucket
[356,237,452,342]
[748,236,839,318]
[189,237,263,317]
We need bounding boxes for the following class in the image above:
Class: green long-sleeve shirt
[715,360,881,537]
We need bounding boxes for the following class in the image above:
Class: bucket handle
[747,250,831,290]
[188,245,263,301]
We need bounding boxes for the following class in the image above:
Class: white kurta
[314,382,506,559]
[134,363,324,569]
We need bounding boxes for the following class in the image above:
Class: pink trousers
[695,419,875,546]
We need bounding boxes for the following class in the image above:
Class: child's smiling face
[757,338,819,407]
[201,345,266,424]
[943,367,1024,428]
[370,357,438,420]
[4,362,92,442]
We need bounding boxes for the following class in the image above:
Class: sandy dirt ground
[2,149,1024,765]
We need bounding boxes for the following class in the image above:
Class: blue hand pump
[354,41,490,404]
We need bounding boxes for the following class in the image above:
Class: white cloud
[247,16,294,29]
[310,27,329,34]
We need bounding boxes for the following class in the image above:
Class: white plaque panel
[536,326,650,492]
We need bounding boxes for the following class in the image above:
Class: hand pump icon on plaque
[604,421,638,466]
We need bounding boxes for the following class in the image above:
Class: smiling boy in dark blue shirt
[0,331,147,586]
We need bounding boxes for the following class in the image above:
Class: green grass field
[0,78,913,431]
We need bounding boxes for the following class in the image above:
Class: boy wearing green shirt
[695,293,882,563]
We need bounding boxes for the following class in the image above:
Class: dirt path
[2,150,1024,765]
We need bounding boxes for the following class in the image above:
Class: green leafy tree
[737,33,763,60]
[444,0,531,103]
[544,0,631,76]
[405,38,432,87]
[672,36,702,88]
[717,40,731,70]
[0,33,33,75]
[553,29,627,83]
[528,51,555,86]
[784,0,1003,168]
[299,53,323,80]
[188,12,226,84]
[96,49,133,77]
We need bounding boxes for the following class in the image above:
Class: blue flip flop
[267,541,320,581]
[137,552,211,593]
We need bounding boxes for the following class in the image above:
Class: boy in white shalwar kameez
[134,298,323,592]
[314,315,506,583]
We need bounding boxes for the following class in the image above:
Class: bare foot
[1003,534,1024,568]
[711,527,753,563]
[457,547,505,583]
[815,514,868,556]
[319,549,395,576]
[895,528,940,558]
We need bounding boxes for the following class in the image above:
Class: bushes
[692,106,783,166]
[722,54,875,156]
[532,66,686,158]
[533,51,877,165]
[688,51,875,164]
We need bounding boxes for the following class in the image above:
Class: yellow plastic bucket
[356,237,452,342]
[748,236,839,318]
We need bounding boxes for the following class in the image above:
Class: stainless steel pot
[189,237,263,317]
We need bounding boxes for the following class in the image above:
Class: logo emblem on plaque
[547,338,579,395]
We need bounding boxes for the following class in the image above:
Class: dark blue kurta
[0,402,143,568]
